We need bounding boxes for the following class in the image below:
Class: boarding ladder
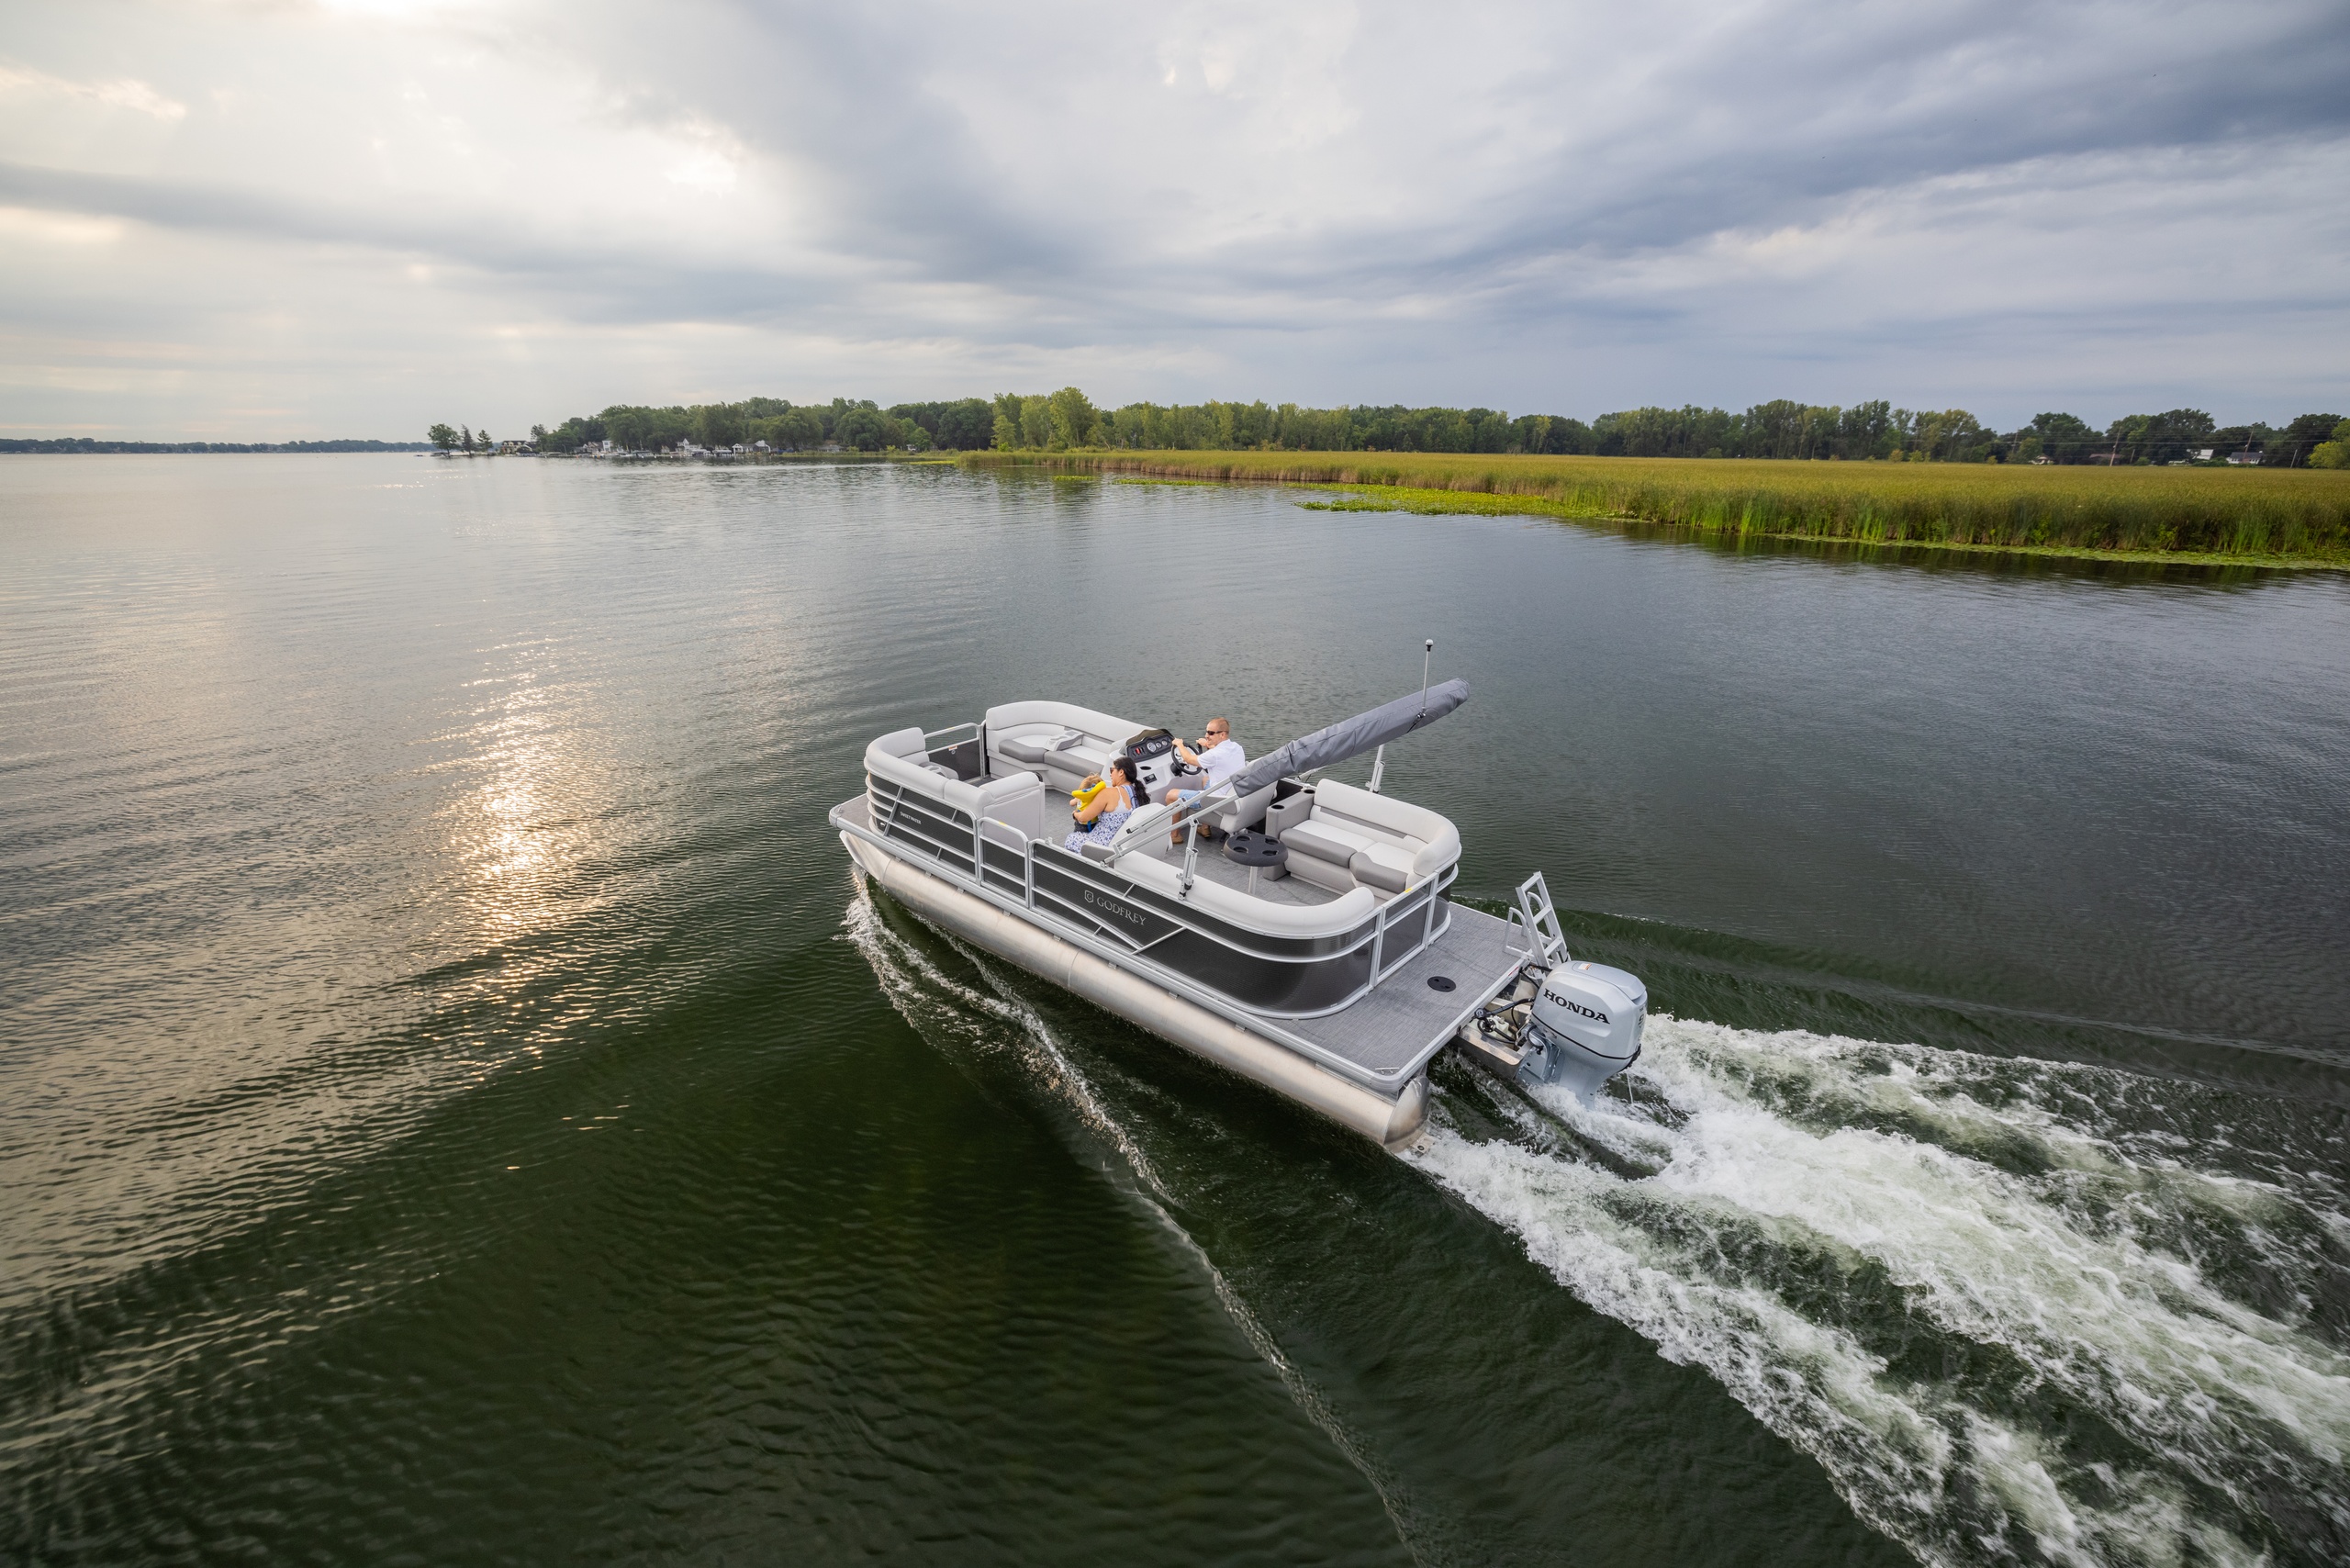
[1504,871,1571,967]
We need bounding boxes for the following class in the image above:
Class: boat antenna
[1369,638,1434,796]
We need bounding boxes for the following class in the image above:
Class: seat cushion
[1281,818,1374,865]
[1283,849,1358,894]
[996,726,1090,775]
[1348,844,1415,893]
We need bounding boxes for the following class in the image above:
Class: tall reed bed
[962,451,2350,563]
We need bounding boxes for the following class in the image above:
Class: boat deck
[1285,902,1525,1081]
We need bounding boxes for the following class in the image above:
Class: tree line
[1,438,429,454]
[517,393,2350,466]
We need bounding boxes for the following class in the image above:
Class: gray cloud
[0,0,2343,436]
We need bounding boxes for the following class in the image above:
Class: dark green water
[5,456,2347,1567]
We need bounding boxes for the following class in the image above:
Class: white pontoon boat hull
[845,831,1430,1148]
[834,693,1641,1151]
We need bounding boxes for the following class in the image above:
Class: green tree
[2028,412,2098,463]
[933,398,993,450]
[459,424,474,453]
[2267,412,2350,466]
[2306,416,2350,469]
[834,403,889,451]
[1017,395,1053,450]
[1837,400,1893,459]
[428,422,456,452]
[1046,386,1099,449]
[1909,409,1982,461]
[691,404,744,449]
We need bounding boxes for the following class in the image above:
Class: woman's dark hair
[1108,755,1141,803]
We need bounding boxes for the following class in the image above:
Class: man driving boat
[1162,717,1245,845]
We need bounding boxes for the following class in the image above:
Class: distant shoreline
[0,439,430,454]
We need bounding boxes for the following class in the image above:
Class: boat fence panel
[867,774,977,876]
[1029,857,1187,952]
[855,782,1460,1023]
[978,823,1028,899]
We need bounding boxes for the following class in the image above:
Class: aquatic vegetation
[974,451,2350,565]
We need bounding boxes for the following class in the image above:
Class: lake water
[5,455,2348,1567]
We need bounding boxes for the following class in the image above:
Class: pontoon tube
[845,832,1429,1149]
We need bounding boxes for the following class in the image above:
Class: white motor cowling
[1519,960,1647,1102]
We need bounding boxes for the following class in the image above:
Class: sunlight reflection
[430,639,614,955]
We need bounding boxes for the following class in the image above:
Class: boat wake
[1422,1016,2350,1568]
[845,880,2350,1567]
[840,882,1437,1551]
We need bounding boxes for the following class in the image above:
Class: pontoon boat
[831,681,1647,1148]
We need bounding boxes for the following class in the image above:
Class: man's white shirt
[1194,738,1245,790]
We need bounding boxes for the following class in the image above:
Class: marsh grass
[975,451,2350,565]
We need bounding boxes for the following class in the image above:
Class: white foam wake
[1418,1014,2350,1568]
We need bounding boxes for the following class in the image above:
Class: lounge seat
[867,727,1047,841]
[1272,778,1460,899]
[985,701,1136,795]
[998,728,1083,766]
[1116,855,1378,935]
[1181,776,1276,837]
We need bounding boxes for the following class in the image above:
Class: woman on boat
[1063,755,1140,852]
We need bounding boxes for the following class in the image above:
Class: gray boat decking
[1283,903,1527,1079]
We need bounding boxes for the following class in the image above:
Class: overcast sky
[3,0,2345,440]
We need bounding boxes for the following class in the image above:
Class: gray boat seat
[985,701,1142,801]
[999,727,1085,766]
[1273,779,1460,899]
[865,726,1048,842]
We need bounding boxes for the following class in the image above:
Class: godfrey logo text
[1545,989,1608,1025]
[1082,889,1151,929]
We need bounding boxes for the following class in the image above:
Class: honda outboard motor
[1517,961,1647,1102]
[1454,874,1648,1103]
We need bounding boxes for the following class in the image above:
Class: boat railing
[964,806,1443,1016]
[1104,774,1240,884]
